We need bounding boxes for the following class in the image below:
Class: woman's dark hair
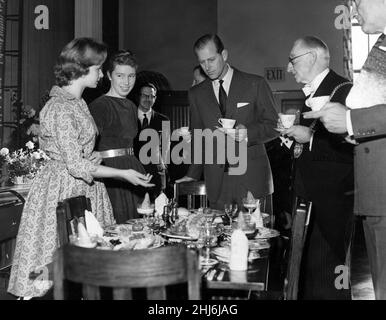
[106,50,138,75]
[54,37,107,87]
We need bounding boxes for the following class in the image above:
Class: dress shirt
[212,64,234,103]
[303,68,330,103]
[302,68,329,150]
[138,109,152,127]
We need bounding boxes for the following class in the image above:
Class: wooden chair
[174,181,208,209]
[251,196,312,300]
[56,196,91,247]
[53,244,201,300]
[30,196,92,281]
[0,191,24,288]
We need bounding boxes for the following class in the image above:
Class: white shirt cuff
[346,110,354,136]
[309,131,314,151]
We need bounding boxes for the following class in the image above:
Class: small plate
[254,227,280,239]
[160,231,198,241]
[200,258,218,267]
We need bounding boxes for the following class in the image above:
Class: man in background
[304,0,386,299]
[134,83,170,200]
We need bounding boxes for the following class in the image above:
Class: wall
[119,0,217,90]
[22,0,74,111]
[218,0,345,91]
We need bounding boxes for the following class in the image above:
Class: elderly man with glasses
[281,36,354,299]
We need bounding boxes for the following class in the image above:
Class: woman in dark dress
[89,51,148,223]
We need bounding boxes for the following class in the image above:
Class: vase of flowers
[1,141,49,186]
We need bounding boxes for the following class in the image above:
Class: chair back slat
[113,288,133,300]
[54,244,201,300]
[175,181,208,210]
[284,198,312,300]
[147,286,167,300]
[83,284,100,300]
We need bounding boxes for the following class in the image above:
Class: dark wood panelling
[22,0,74,112]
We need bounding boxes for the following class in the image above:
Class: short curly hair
[54,38,107,87]
[106,50,138,75]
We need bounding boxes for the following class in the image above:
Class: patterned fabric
[343,0,353,81]
[346,34,386,109]
[7,86,115,298]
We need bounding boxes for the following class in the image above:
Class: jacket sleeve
[351,104,386,141]
[246,78,279,147]
[186,89,204,180]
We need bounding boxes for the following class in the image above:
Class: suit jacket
[295,70,354,259]
[187,68,278,203]
[134,110,170,195]
[350,35,386,215]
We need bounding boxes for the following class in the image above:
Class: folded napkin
[155,192,168,217]
[77,223,95,248]
[306,95,330,111]
[251,207,263,228]
[85,210,104,238]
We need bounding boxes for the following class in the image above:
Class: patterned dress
[8,86,115,298]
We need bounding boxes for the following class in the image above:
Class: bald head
[296,36,330,68]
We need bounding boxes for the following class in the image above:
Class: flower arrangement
[0,141,49,184]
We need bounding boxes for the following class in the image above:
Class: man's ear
[309,51,317,65]
[222,49,228,62]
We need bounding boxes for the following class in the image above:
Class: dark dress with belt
[89,95,146,223]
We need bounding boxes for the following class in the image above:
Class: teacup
[278,113,296,129]
[180,126,189,134]
[218,118,236,129]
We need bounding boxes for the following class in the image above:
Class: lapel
[312,70,338,98]
[226,68,242,119]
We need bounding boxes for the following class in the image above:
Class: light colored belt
[99,148,134,159]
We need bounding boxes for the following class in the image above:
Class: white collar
[138,108,152,120]
[302,68,330,97]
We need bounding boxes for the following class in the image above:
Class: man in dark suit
[176,34,278,210]
[282,36,354,299]
[304,0,386,299]
[134,83,170,200]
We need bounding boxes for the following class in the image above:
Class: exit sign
[264,67,285,82]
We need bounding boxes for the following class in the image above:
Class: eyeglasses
[141,93,156,99]
[288,51,312,65]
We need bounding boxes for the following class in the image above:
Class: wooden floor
[0,217,376,300]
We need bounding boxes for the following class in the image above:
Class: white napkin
[155,192,168,217]
[77,223,95,248]
[251,206,263,228]
[306,95,330,111]
[85,210,103,238]
[229,229,248,271]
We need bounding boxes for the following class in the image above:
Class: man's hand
[175,176,196,184]
[218,124,248,142]
[303,102,348,134]
[345,135,359,145]
[281,125,313,144]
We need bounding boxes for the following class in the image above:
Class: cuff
[309,131,315,151]
[346,110,354,136]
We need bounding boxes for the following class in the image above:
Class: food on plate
[132,222,144,232]
[119,232,163,250]
[177,207,190,218]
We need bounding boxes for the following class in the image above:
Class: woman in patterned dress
[89,51,149,223]
[7,38,154,299]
